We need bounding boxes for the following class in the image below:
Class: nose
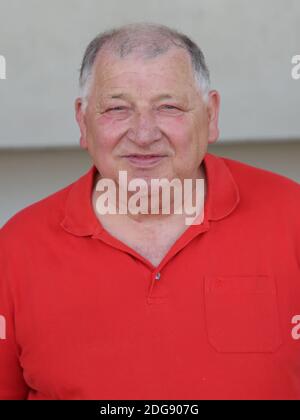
[126,110,162,146]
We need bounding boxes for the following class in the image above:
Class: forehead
[92,47,197,95]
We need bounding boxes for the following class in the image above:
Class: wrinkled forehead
[92,47,197,95]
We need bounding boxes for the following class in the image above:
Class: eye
[160,105,181,114]
[106,106,127,112]
[161,105,178,110]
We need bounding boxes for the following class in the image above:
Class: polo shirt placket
[60,153,239,308]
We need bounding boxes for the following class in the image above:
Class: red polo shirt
[1,152,300,400]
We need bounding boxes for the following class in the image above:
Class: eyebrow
[109,93,129,100]
[107,93,184,101]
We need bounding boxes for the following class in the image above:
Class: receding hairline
[80,26,194,83]
[79,23,211,107]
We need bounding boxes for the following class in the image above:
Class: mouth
[122,154,168,168]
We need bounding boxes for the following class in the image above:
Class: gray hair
[79,22,211,111]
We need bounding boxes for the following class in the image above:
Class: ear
[75,98,88,149]
[206,90,221,144]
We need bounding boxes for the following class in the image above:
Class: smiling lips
[123,154,167,167]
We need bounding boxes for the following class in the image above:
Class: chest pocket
[204,275,282,353]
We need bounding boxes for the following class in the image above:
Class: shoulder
[214,155,300,236]
[220,155,300,202]
[0,180,74,246]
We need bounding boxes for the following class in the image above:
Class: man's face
[76,47,220,185]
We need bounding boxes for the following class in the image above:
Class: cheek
[91,115,129,149]
[159,115,197,150]
[160,113,187,134]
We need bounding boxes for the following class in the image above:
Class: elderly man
[0,23,300,400]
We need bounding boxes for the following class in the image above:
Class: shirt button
[155,272,161,281]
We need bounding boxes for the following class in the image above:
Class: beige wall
[1,141,299,227]
[0,0,299,147]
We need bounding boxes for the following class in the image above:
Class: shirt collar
[60,152,240,237]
